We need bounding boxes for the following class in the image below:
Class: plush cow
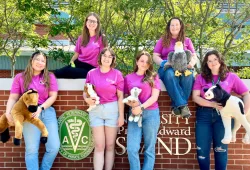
[84,83,100,112]
[204,84,250,144]
[164,41,192,77]
[123,87,143,127]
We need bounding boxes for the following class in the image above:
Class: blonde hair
[134,51,157,87]
[23,51,50,90]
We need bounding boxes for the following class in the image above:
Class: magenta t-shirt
[11,73,58,104]
[86,68,124,104]
[124,73,161,110]
[193,72,249,99]
[154,37,195,60]
[74,35,105,67]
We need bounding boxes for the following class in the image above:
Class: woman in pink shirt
[153,17,197,118]
[124,51,161,170]
[54,12,108,78]
[83,47,124,170]
[192,50,250,170]
[3,51,60,170]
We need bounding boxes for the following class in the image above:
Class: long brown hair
[201,50,229,82]
[162,17,185,47]
[81,12,107,47]
[134,51,157,87]
[23,51,50,90]
[97,47,116,68]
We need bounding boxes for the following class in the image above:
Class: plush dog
[123,87,143,127]
[204,84,250,144]
[0,89,48,145]
[84,83,100,112]
[164,41,192,76]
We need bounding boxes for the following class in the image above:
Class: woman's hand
[211,102,223,110]
[132,105,142,116]
[6,113,14,126]
[84,97,96,105]
[127,100,140,107]
[117,116,124,127]
[32,107,42,118]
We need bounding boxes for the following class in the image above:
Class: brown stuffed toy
[0,89,48,145]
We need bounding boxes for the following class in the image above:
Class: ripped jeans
[195,107,228,170]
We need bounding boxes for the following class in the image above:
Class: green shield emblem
[58,109,94,160]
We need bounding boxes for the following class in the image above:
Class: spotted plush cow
[204,84,250,144]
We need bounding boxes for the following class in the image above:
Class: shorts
[88,101,119,127]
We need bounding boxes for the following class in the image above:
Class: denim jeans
[127,109,160,170]
[23,107,60,170]
[195,107,228,170]
[158,62,194,108]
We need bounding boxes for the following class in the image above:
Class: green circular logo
[58,109,94,160]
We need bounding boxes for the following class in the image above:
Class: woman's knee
[163,68,175,80]
[127,144,140,154]
[25,145,39,154]
[105,142,115,151]
[95,143,105,152]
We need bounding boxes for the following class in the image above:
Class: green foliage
[48,49,73,66]
[2,0,250,77]
[236,67,250,79]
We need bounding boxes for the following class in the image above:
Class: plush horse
[0,89,48,145]
[164,41,192,76]
[123,87,143,127]
[84,83,100,112]
[204,84,250,144]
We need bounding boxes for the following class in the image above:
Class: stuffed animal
[164,41,192,76]
[204,84,250,144]
[84,83,100,112]
[123,87,143,127]
[0,89,48,145]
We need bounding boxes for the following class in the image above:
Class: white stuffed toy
[123,87,143,127]
[84,83,100,112]
[204,84,250,144]
[164,41,192,77]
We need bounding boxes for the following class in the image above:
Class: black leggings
[54,59,95,78]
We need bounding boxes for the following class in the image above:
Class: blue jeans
[23,107,60,170]
[158,62,194,108]
[127,109,160,170]
[195,107,228,170]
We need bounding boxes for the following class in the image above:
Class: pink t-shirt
[11,73,58,104]
[124,73,161,110]
[193,72,249,99]
[74,35,105,67]
[86,68,124,104]
[154,37,195,60]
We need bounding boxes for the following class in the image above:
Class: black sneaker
[171,107,181,117]
[180,106,192,119]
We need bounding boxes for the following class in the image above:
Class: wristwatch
[140,105,145,111]
[38,105,45,110]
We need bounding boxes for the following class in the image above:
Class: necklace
[212,77,220,85]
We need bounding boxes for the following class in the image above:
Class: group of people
[3,12,250,170]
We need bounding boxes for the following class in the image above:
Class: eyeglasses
[87,19,98,24]
[102,54,114,59]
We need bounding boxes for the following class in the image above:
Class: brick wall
[1,89,250,170]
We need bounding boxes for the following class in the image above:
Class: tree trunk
[11,61,15,78]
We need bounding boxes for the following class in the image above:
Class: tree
[0,0,50,77]
[162,0,250,67]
